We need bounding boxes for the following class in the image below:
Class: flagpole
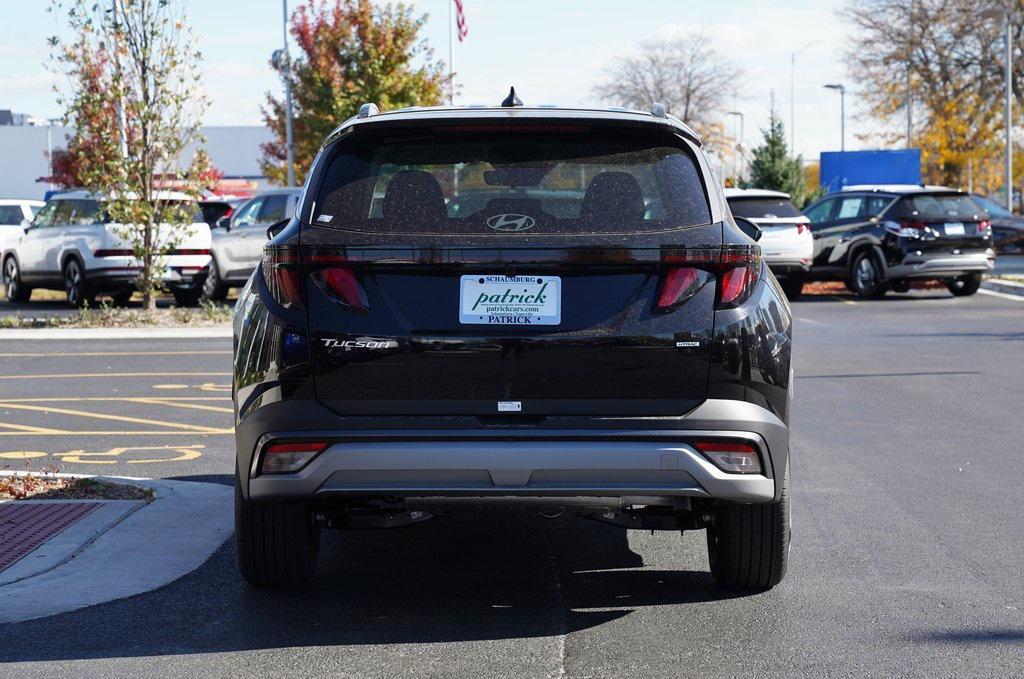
[448,0,455,105]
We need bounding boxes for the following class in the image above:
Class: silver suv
[204,188,300,301]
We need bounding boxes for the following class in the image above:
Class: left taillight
[977,220,991,236]
[260,440,328,474]
[655,246,762,312]
[262,246,304,309]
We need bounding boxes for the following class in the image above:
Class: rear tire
[781,277,804,300]
[707,466,790,589]
[946,273,982,297]
[3,256,31,303]
[173,289,202,307]
[850,251,889,299]
[63,259,94,308]
[235,476,320,588]
[202,259,228,302]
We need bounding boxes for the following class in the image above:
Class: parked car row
[0,189,296,307]
[725,185,1002,299]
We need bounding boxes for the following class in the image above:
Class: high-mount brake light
[261,440,328,474]
[693,440,762,474]
[262,246,304,309]
[306,254,370,313]
[654,247,762,312]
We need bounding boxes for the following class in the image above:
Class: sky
[1,0,867,162]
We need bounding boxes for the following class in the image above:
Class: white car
[2,190,212,307]
[725,188,813,299]
[204,188,300,301]
[0,199,45,256]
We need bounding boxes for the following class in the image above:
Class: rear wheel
[173,289,202,307]
[707,466,790,589]
[64,259,94,308]
[946,273,982,297]
[3,257,31,303]
[850,251,889,299]
[235,477,320,588]
[781,277,804,300]
[202,259,228,302]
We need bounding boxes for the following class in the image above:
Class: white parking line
[978,288,1024,302]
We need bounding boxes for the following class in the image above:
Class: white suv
[2,190,212,307]
[203,188,300,301]
[725,188,812,299]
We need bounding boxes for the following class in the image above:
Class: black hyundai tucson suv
[232,97,793,590]
[802,186,995,298]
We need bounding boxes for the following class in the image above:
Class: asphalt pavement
[0,288,1022,677]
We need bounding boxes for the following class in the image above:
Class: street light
[727,111,745,179]
[980,5,1015,212]
[790,41,821,155]
[823,83,846,152]
[272,0,296,187]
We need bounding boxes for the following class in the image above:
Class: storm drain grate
[0,502,103,572]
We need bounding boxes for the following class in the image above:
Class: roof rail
[357,103,379,119]
[651,102,667,118]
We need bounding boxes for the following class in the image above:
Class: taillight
[796,223,808,235]
[655,246,762,312]
[306,254,369,313]
[262,246,304,309]
[693,440,762,474]
[977,220,990,236]
[172,248,211,256]
[94,249,133,257]
[261,440,328,474]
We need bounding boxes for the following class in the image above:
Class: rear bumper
[887,249,995,278]
[237,399,790,506]
[86,261,210,291]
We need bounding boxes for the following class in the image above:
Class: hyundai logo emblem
[486,213,536,232]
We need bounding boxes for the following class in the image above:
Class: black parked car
[970,194,1024,254]
[232,98,793,590]
[802,186,995,298]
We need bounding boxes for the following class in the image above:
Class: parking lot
[0,288,1021,677]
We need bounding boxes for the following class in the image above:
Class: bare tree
[592,32,742,143]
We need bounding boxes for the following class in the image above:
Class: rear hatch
[727,196,808,243]
[288,123,742,417]
[888,192,992,251]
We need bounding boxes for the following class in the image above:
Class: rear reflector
[261,441,328,474]
[693,440,762,474]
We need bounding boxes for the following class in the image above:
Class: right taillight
[655,246,762,312]
[306,254,369,313]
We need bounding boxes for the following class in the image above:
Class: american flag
[453,0,468,42]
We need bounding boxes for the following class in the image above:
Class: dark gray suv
[232,98,793,590]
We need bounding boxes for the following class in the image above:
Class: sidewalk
[0,475,232,623]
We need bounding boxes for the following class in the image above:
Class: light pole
[981,5,1015,211]
[727,111,745,180]
[272,0,296,187]
[790,41,821,155]
[823,83,846,151]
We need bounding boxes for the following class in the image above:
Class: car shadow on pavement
[0,513,749,661]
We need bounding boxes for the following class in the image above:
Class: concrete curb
[0,475,232,624]
[981,277,1024,297]
[0,326,232,340]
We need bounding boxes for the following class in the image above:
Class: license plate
[944,222,965,235]
[459,275,561,325]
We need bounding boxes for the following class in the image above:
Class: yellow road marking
[0,402,226,434]
[0,372,230,380]
[0,451,47,459]
[123,397,234,414]
[0,421,67,434]
[0,351,230,358]
[55,444,205,464]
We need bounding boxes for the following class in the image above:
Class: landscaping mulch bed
[0,475,153,501]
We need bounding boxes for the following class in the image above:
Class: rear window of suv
[728,198,801,219]
[312,130,712,235]
[892,193,984,220]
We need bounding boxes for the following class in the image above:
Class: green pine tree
[747,109,809,206]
